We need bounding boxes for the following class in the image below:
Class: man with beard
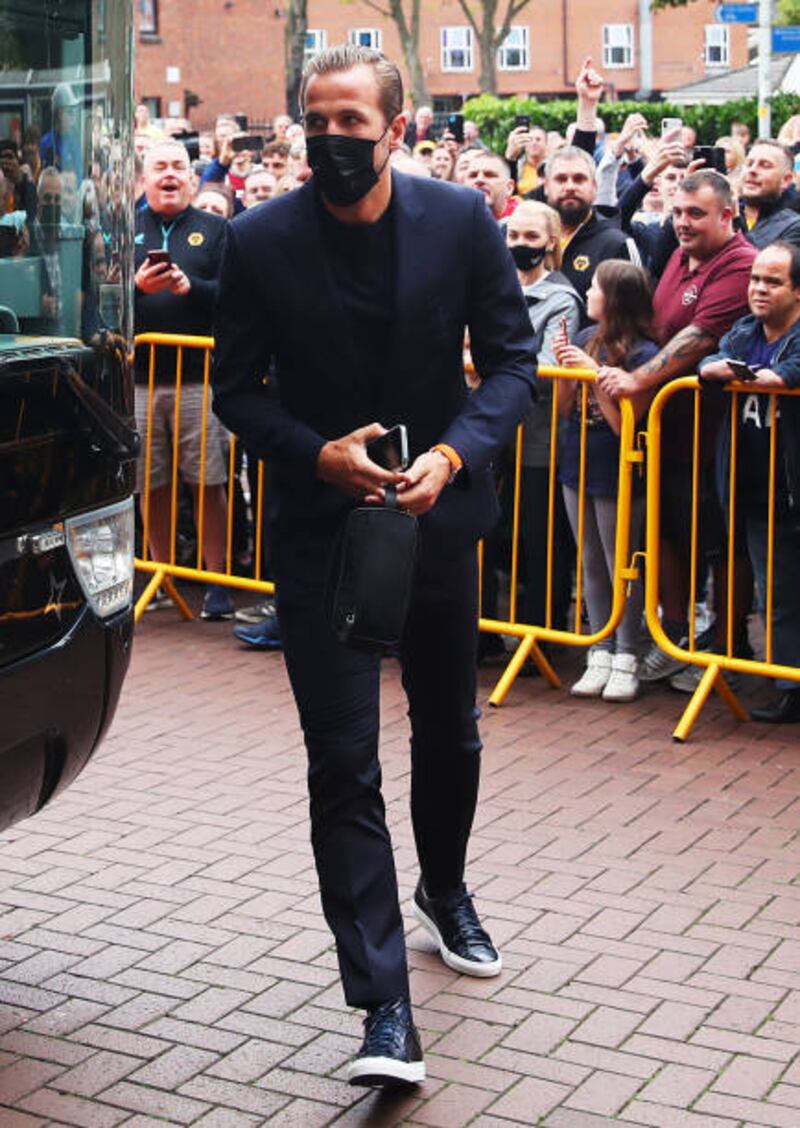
[545,145,637,305]
[740,140,800,250]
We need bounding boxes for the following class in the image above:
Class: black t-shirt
[318,197,395,416]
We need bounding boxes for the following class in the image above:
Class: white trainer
[570,649,612,697]
[602,652,640,702]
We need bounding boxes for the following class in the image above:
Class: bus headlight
[65,498,135,618]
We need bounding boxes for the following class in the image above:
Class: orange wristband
[431,443,463,471]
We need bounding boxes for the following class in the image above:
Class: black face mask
[510,243,547,272]
[307,129,389,207]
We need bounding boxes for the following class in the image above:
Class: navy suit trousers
[275,541,481,1009]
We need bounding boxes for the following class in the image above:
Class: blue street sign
[715,3,758,22]
[772,25,800,51]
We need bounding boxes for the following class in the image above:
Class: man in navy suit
[213,44,536,1088]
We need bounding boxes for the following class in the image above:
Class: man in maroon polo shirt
[598,170,757,684]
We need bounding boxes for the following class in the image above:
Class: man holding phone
[134,139,232,619]
[213,44,536,1088]
[698,242,800,723]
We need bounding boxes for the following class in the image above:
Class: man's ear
[388,112,406,151]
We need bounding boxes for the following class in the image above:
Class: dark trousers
[745,512,800,690]
[276,543,481,1009]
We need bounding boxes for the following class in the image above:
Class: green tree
[777,0,800,23]
[357,0,429,107]
[455,0,533,93]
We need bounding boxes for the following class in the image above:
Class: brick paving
[1,602,800,1126]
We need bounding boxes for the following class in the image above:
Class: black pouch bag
[325,485,418,653]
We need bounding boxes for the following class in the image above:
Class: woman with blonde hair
[506,199,582,643]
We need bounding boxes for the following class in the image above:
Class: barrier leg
[134,567,193,623]
[489,633,560,706]
[672,662,746,743]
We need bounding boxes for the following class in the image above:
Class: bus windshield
[0,0,134,348]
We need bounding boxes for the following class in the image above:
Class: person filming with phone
[134,139,232,620]
[213,44,536,1089]
[697,241,800,723]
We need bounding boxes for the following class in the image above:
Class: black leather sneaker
[413,880,502,977]
[346,998,425,1088]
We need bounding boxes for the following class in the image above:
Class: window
[603,24,633,69]
[497,26,529,71]
[139,0,157,36]
[705,25,730,67]
[304,29,327,64]
[349,28,382,50]
[441,27,473,72]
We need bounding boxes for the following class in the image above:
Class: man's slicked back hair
[300,44,404,126]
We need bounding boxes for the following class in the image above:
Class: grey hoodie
[520,270,583,467]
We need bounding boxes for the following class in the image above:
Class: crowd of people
[125,56,800,723]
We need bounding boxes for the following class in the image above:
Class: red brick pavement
[1,604,799,1126]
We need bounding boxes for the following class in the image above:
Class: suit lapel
[382,172,428,422]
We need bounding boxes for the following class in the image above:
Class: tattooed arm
[596,323,718,401]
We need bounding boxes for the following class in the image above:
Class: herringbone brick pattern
[1,605,799,1126]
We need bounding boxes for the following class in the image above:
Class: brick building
[135,0,748,127]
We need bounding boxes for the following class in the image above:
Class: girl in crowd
[507,201,582,642]
[554,259,656,702]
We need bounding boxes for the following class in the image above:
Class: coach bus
[0,0,136,832]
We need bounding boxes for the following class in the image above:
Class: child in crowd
[554,259,656,701]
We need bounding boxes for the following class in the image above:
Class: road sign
[715,3,758,22]
[772,25,800,52]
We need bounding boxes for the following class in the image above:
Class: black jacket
[560,209,637,305]
[134,203,226,383]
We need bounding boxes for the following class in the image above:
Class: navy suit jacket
[212,172,537,563]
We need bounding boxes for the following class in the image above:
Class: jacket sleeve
[212,221,326,472]
[437,195,537,473]
[200,157,228,185]
[698,324,737,372]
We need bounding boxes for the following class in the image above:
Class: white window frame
[349,28,382,50]
[497,26,529,71]
[602,24,634,70]
[441,27,474,73]
[304,29,327,65]
[704,24,730,68]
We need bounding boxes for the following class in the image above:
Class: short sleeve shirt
[654,231,756,461]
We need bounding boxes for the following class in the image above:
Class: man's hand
[575,56,605,127]
[752,368,786,388]
[505,126,531,161]
[699,359,736,381]
[168,265,191,295]
[135,258,174,294]
[641,134,687,186]
[317,422,404,499]
[394,450,453,517]
[613,112,648,160]
[597,365,641,399]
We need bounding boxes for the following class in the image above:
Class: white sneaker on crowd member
[602,652,640,702]
[570,648,612,697]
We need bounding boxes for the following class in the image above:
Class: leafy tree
[777,0,800,23]
[357,0,429,107]
[455,0,533,93]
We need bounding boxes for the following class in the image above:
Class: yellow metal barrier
[481,365,644,706]
[643,376,800,741]
[134,332,274,621]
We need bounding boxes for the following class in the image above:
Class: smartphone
[661,117,682,138]
[232,134,264,153]
[514,114,531,131]
[172,130,199,162]
[446,113,464,144]
[693,145,727,174]
[726,359,758,381]
[146,249,171,267]
[366,424,409,471]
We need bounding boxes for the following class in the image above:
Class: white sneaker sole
[412,900,502,977]
[347,1055,425,1087]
